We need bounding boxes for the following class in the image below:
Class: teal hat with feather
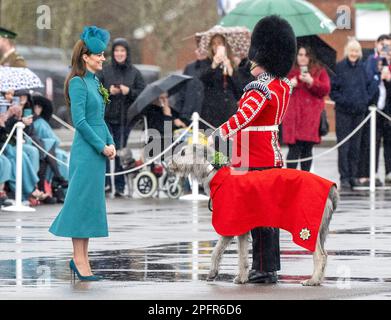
[80,26,110,54]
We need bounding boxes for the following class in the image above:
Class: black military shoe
[248,270,278,284]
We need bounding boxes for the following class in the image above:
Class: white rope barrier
[51,114,75,132]
[22,132,69,167]
[21,123,194,177]
[376,109,391,123]
[198,117,217,131]
[105,122,194,177]
[285,114,371,164]
[0,123,17,157]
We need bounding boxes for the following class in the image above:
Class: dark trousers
[248,167,281,272]
[105,123,130,192]
[286,141,315,172]
[359,113,391,177]
[335,111,366,182]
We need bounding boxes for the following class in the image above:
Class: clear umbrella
[0,67,44,92]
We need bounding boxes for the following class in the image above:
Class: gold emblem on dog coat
[300,228,311,241]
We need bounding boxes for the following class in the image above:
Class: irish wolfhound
[169,144,339,286]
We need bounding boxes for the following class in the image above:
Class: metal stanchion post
[3,122,35,212]
[181,112,208,201]
[369,105,377,193]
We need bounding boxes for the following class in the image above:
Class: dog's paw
[233,275,248,284]
[301,278,321,286]
[206,270,218,281]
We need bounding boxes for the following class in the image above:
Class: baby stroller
[117,116,184,199]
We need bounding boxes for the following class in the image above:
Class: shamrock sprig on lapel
[98,83,110,105]
[211,151,229,169]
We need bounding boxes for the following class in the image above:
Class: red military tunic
[214,72,292,168]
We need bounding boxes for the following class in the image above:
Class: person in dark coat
[330,38,370,189]
[139,93,183,161]
[98,38,146,196]
[358,35,391,187]
[283,46,331,171]
[175,48,209,126]
[199,34,241,129]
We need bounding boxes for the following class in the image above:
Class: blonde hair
[344,37,362,59]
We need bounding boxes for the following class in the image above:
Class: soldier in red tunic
[209,16,297,283]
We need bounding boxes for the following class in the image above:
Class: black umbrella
[127,74,192,124]
[297,35,337,75]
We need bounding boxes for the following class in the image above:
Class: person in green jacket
[49,26,116,281]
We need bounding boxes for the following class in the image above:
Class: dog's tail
[319,186,339,250]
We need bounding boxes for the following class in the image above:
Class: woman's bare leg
[83,238,92,275]
[72,238,90,276]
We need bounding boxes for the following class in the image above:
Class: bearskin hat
[248,15,296,78]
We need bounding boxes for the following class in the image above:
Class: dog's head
[168,144,215,179]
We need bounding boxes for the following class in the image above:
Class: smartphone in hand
[300,66,309,77]
[216,46,226,58]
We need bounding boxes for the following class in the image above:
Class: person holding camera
[282,46,330,171]
[330,38,370,190]
[98,38,146,197]
[358,34,391,187]
[200,34,241,130]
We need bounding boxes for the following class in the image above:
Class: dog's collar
[207,164,215,177]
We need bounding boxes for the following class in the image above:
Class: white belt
[242,125,279,132]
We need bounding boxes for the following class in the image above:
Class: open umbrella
[196,25,251,58]
[297,35,337,73]
[127,74,192,124]
[220,0,336,37]
[0,67,44,92]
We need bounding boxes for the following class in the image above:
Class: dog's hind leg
[234,232,250,284]
[207,236,233,281]
[302,194,335,286]
[301,236,327,286]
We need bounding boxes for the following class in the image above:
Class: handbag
[319,109,329,137]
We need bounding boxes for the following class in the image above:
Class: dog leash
[208,198,213,212]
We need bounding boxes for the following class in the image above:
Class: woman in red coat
[282,46,331,171]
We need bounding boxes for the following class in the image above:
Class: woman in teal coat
[49,26,116,281]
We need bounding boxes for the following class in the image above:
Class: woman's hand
[299,73,314,86]
[222,56,234,76]
[174,118,187,128]
[290,76,298,88]
[109,85,121,96]
[0,114,6,127]
[119,85,130,95]
[103,145,116,160]
[159,95,172,116]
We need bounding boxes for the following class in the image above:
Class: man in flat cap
[0,27,26,67]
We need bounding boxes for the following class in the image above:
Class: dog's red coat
[210,167,336,252]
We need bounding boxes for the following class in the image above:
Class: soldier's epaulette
[243,80,272,100]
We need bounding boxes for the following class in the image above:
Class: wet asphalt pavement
[0,147,391,300]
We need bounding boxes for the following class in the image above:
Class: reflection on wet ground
[1,237,391,286]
